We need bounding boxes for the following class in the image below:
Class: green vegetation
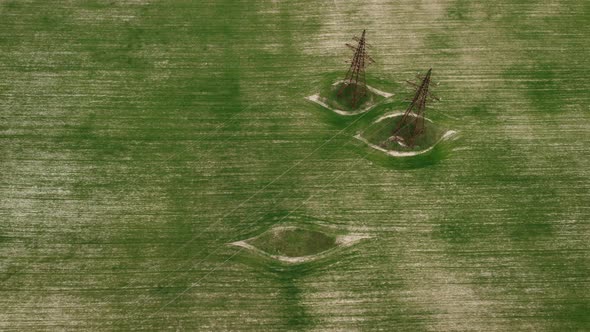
[0,0,588,330]
[361,114,446,152]
[248,227,336,257]
[319,81,384,113]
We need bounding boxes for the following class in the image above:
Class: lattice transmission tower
[390,68,439,147]
[338,29,375,108]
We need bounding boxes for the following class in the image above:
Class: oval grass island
[355,112,457,157]
[229,226,370,264]
[306,81,393,116]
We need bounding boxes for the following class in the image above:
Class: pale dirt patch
[305,93,374,116]
[354,131,456,157]
[331,80,394,98]
[305,82,393,116]
[355,111,457,157]
[228,226,371,264]
[335,234,371,247]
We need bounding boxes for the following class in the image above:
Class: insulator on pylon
[353,36,373,48]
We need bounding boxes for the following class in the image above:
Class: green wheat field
[1,1,589,331]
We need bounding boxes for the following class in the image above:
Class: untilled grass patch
[246,227,336,258]
[357,111,455,156]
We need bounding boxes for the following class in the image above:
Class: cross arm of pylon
[345,43,358,51]
[405,81,439,101]
[352,36,373,48]
[344,43,375,63]
[404,92,440,103]
[344,58,375,65]
[416,74,440,87]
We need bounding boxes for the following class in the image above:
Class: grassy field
[1,0,589,331]
[360,113,446,151]
[248,227,337,258]
[318,81,385,113]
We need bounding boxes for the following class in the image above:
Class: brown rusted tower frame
[338,30,374,108]
[391,68,433,147]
